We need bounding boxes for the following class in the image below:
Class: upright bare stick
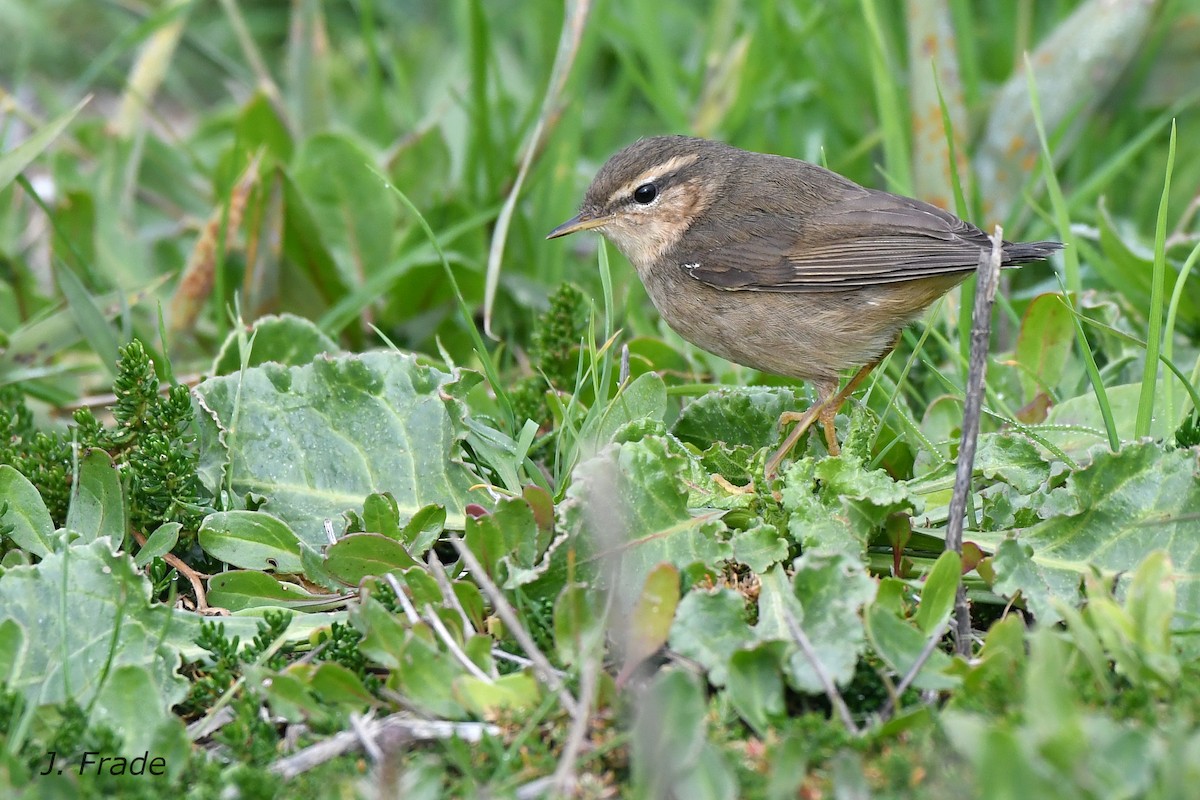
[946,228,1004,657]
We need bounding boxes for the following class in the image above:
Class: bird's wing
[680,191,1014,292]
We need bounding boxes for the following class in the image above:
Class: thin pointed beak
[546,212,609,240]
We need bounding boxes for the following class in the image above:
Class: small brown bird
[548,136,1060,475]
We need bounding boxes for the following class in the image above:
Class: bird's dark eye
[632,183,658,204]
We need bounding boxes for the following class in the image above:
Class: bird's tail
[1002,240,1064,265]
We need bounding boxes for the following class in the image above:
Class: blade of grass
[482,0,593,337]
[933,64,975,375]
[0,100,87,192]
[1136,121,1176,438]
[860,0,911,194]
[1025,54,1079,295]
[16,174,123,376]
[1163,241,1200,424]
[1062,297,1200,428]
[1055,277,1120,451]
[1025,54,1119,449]
[373,169,515,432]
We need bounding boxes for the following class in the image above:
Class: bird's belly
[639,270,965,383]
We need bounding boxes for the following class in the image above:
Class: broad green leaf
[672,386,807,450]
[351,595,407,670]
[669,588,751,687]
[0,540,186,709]
[206,571,339,612]
[65,449,126,545]
[309,662,378,708]
[578,371,668,457]
[198,510,303,573]
[1012,293,1076,407]
[672,743,737,800]
[1041,381,1189,460]
[914,550,962,635]
[388,634,468,719]
[292,133,398,285]
[988,443,1200,618]
[864,603,958,691]
[780,554,876,692]
[727,643,787,737]
[193,351,485,545]
[454,671,540,715]
[135,522,180,567]
[234,91,294,164]
[210,313,339,376]
[0,465,56,557]
[90,665,177,756]
[562,435,730,609]
[324,533,418,585]
[620,563,680,676]
[631,670,712,798]
[278,170,351,307]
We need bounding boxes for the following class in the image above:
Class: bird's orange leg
[765,379,835,478]
[765,350,892,477]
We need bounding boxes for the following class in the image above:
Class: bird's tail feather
[1002,240,1064,265]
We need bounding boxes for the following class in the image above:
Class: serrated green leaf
[669,588,751,687]
[672,386,807,450]
[781,553,876,692]
[0,540,186,709]
[210,313,339,376]
[730,521,788,573]
[782,453,916,557]
[989,443,1200,619]
[563,435,730,609]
